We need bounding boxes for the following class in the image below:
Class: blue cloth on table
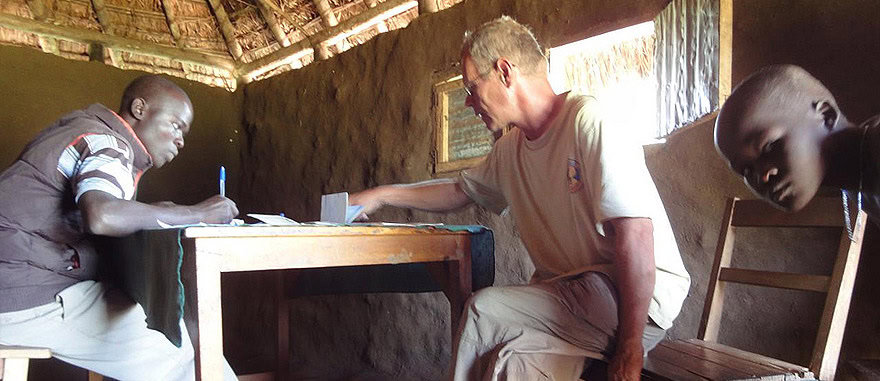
[99,224,494,348]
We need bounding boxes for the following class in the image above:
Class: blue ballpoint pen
[219,166,226,197]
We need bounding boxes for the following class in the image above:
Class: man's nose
[175,137,185,149]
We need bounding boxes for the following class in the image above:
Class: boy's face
[716,106,827,212]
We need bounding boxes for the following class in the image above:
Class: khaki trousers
[451,272,665,381]
[0,280,237,381]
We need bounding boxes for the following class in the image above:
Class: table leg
[182,240,225,381]
[428,258,472,343]
[275,271,289,381]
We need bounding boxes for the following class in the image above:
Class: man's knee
[465,287,506,315]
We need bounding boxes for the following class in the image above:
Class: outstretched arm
[79,190,239,237]
[349,178,473,219]
[606,217,655,381]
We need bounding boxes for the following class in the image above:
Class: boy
[715,64,880,218]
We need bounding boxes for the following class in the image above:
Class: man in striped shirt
[0,75,239,380]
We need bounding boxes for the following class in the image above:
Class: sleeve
[458,141,509,215]
[578,98,659,234]
[57,133,136,202]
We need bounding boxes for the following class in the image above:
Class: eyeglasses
[463,71,489,97]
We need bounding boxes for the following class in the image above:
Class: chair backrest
[697,196,866,381]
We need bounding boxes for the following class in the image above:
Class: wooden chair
[0,345,105,381]
[642,196,866,381]
[0,345,51,381]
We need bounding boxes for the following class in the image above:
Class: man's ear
[815,100,838,131]
[495,58,514,87]
[130,97,148,121]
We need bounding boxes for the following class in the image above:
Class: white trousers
[451,272,665,381]
[0,280,236,381]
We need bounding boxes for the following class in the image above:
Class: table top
[182,224,480,238]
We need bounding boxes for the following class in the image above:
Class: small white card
[320,192,363,224]
[246,214,299,225]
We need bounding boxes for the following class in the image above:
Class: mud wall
[239,0,671,379]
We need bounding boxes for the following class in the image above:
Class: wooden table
[178,225,477,381]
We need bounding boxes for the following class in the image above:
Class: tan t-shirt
[459,93,690,329]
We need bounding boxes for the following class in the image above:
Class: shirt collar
[87,103,154,171]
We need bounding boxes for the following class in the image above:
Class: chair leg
[2,358,30,381]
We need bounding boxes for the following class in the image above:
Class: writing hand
[194,195,239,223]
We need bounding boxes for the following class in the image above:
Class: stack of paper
[320,192,364,224]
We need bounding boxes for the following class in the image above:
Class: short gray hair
[462,16,546,76]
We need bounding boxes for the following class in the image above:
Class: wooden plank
[718,268,829,293]
[731,198,843,228]
[643,352,711,381]
[810,211,866,381]
[664,340,804,378]
[699,197,737,341]
[0,346,51,359]
[205,234,468,272]
[646,339,755,380]
[0,12,236,72]
[275,272,289,381]
[718,0,732,104]
[183,240,225,381]
[688,340,812,376]
[2,358,29,381]
[183,225,472,238]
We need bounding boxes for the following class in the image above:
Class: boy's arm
[79,190,239,237]
[349,178,473,218]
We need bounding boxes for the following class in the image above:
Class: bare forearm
[369,179,473,212]
[80,191,238,237]
[86,199,205,236]
[610,218,655,351]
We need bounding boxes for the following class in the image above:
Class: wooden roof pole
[313,0,339,27]
[418,0,438,13]
[159,0,183,44]
[313,0,344,60]
[0,12,237,73]
[24,0,59,55]
[255,0,291,48]
[205,0,244,60]
[238,0,416,82]
[89,0,125,68]
[160,0,201,81]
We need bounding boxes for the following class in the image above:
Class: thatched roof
[0,0,463,90]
